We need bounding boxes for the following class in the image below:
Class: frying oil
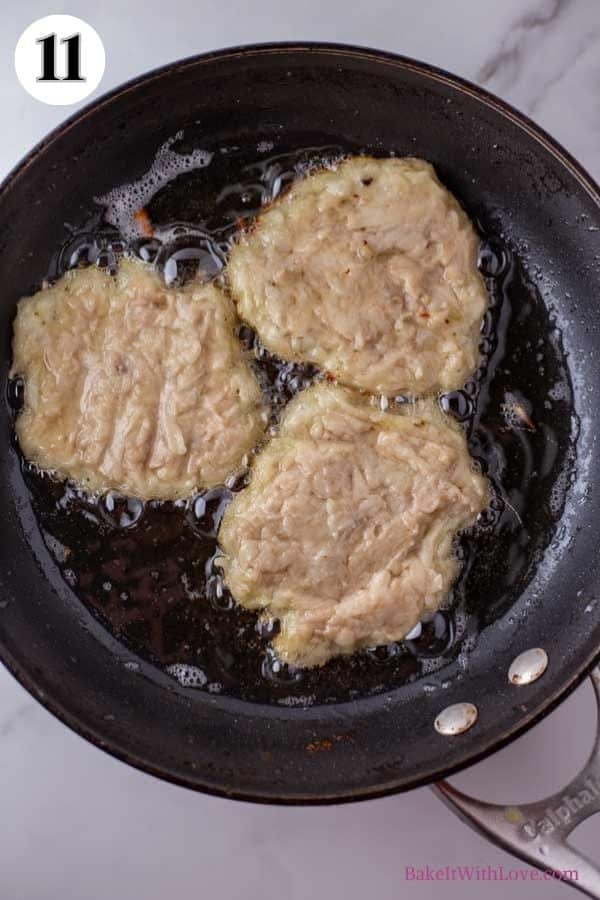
[7,137,578,705]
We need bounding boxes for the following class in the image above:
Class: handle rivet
[508,648,548,686]
[434,702,478,736]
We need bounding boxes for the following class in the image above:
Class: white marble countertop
[1,2,599,898]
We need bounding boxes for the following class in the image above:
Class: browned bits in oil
[306,738,334,753]
[133,208,154,237]
[505,401,536,431]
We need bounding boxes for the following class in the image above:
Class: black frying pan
[1,43,599,806]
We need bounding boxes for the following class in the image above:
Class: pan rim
[3,41,600,207]
[2,40,599,803]
[2,637,598,804]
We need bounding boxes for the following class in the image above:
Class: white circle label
[15,15,105,106]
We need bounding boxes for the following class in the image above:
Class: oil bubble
[365,642,402,663]
[96,248,118,273]
[7,377,24,413]
[100,492,145,529]
[57,231,124,275]
[206,574,234,612]
[477,506,500,530]
[256,617,280,640]
[439,390,473,421]
[406,612,454,658]
[133,238,161,263]
[261,648,303,684]
[167,662,208,688]
[480,310,495,337]
[274,362,316,397]
[404,623,422,640]
[478,239,509,277]
[190,487,231,539]
[156,238,224,285]
[490,493,506,513]
[225,469,250,492]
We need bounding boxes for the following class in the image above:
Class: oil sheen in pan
[7,138,578,706]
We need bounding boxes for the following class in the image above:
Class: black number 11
[36,33,84,82]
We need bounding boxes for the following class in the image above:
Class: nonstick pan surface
[1,43,599,802]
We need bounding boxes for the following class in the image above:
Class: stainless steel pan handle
[434,666,600,898]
